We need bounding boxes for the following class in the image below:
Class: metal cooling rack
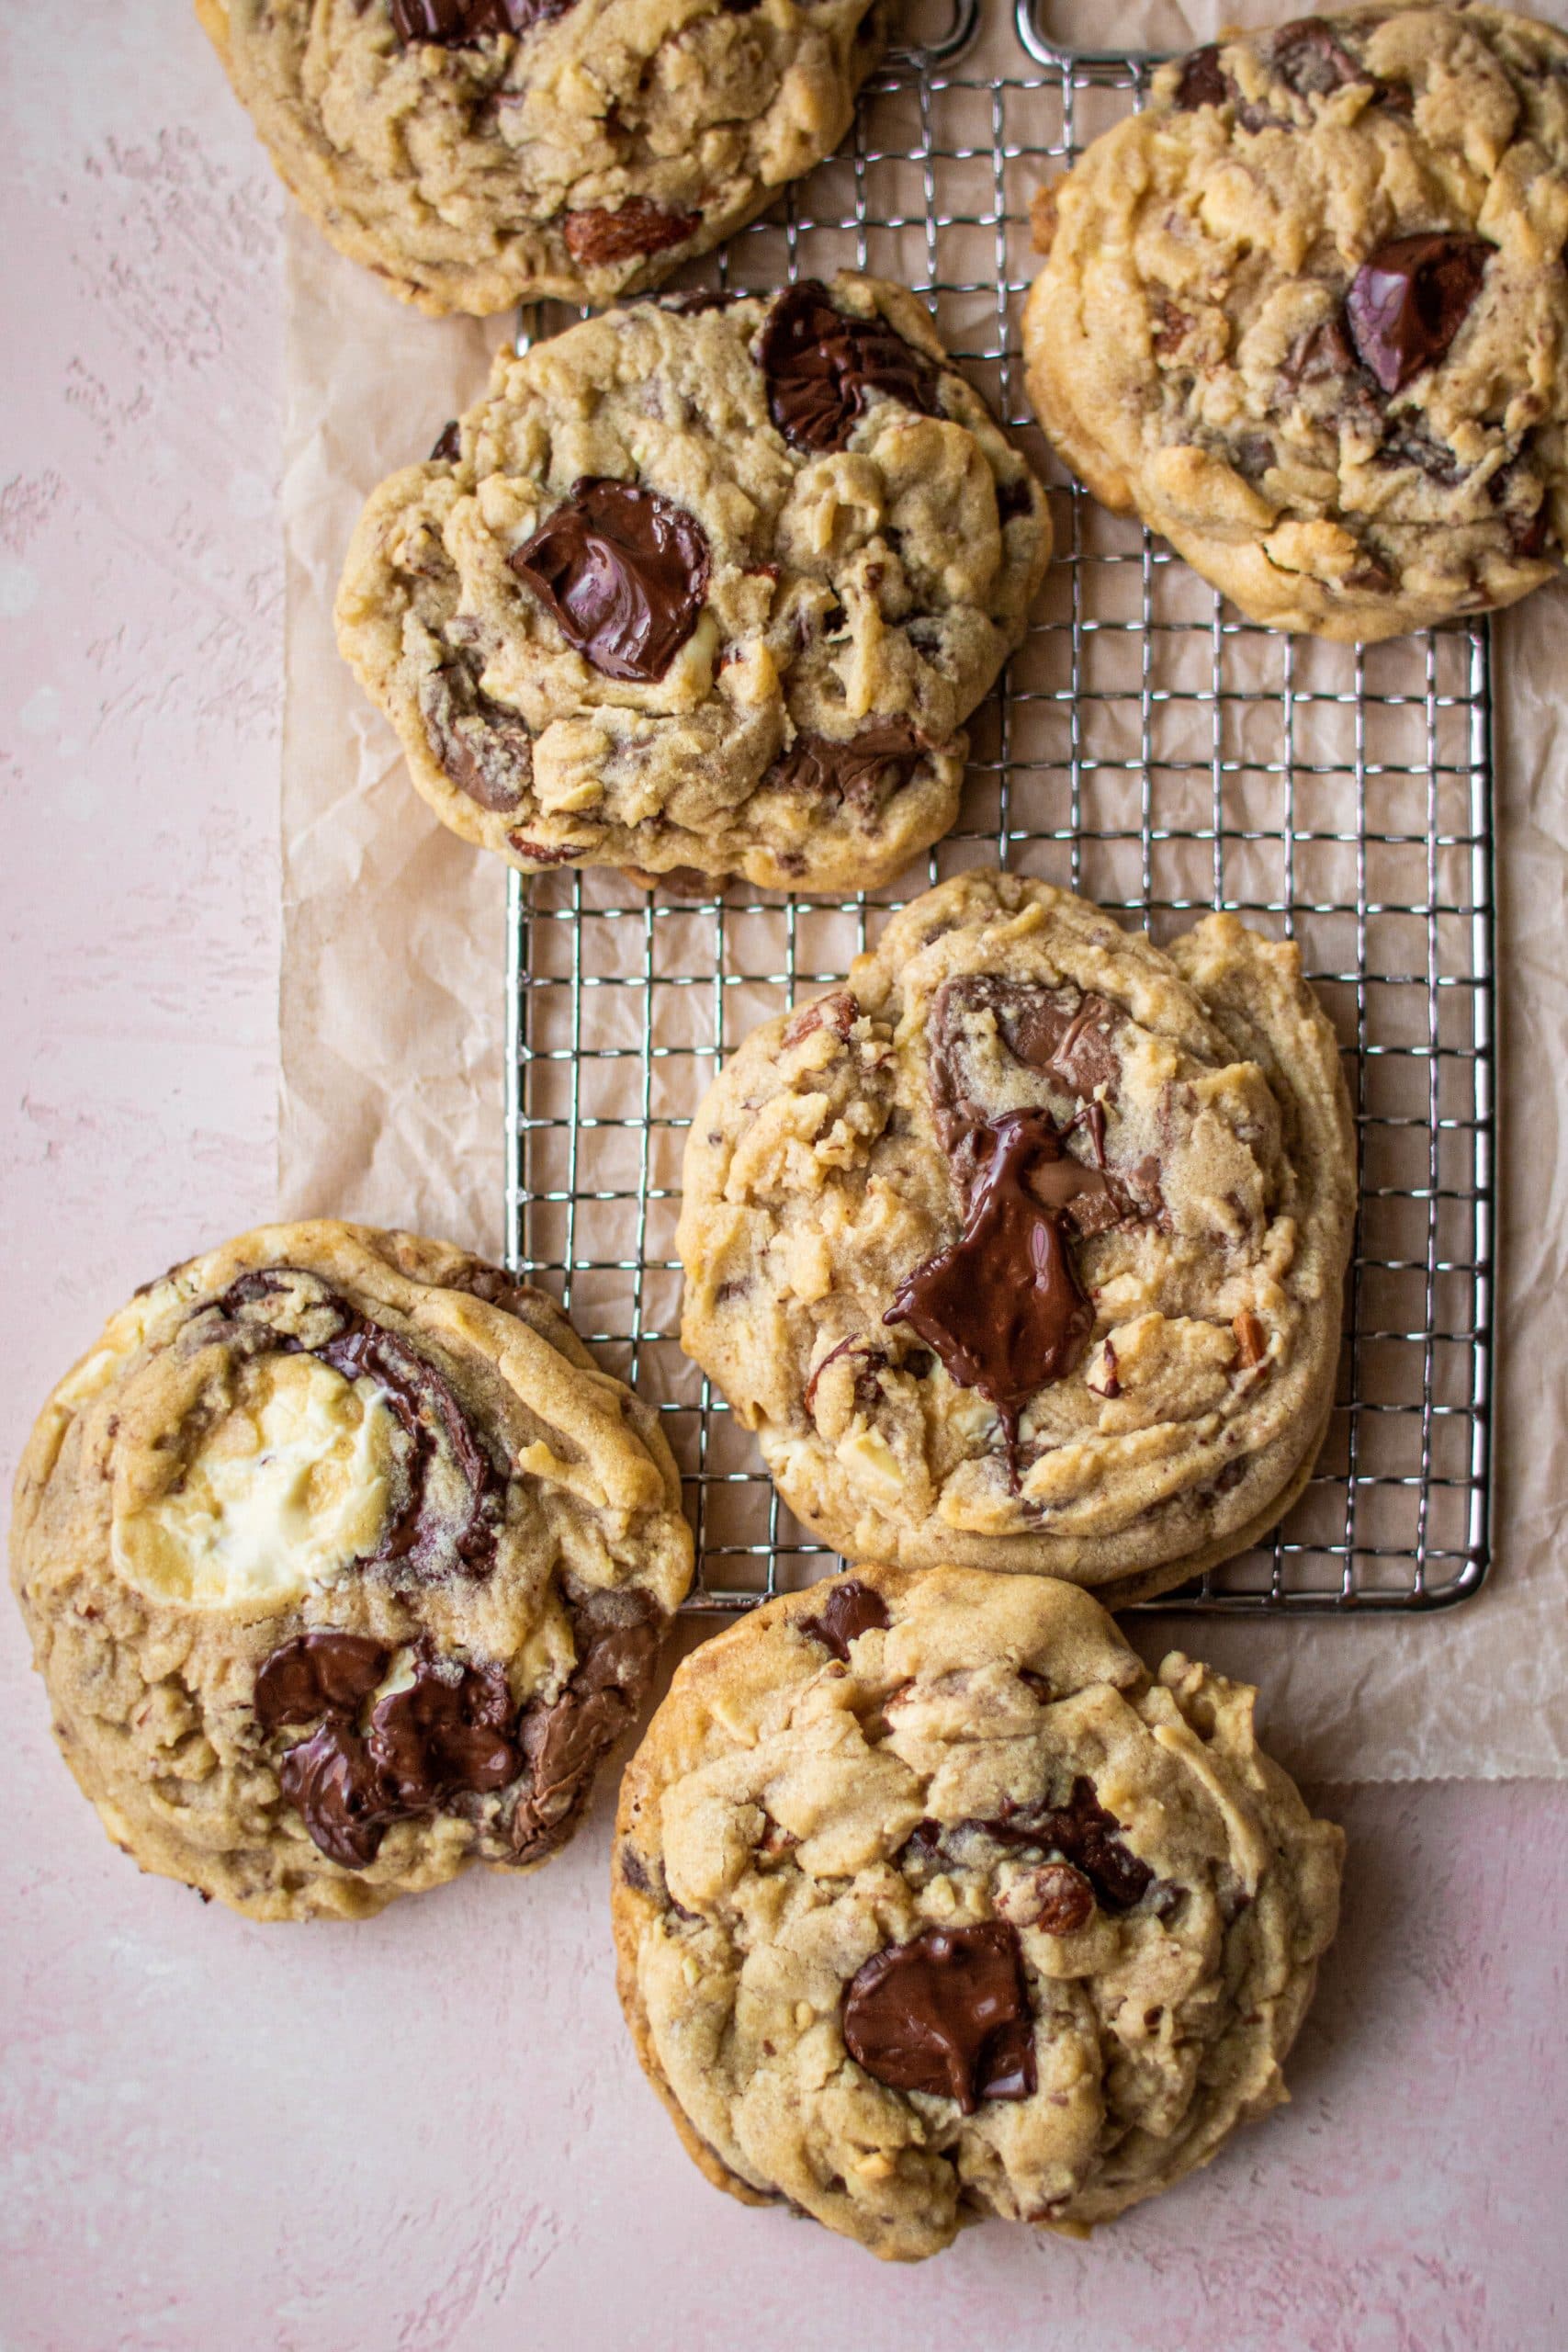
[504,0,1495,1615]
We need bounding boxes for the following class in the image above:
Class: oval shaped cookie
[677,869,1356,1597]
[613,1563,1344,2259]
[197,0,889,313]
[1022,3,1568,639]
[9,1222,693,1919]
[335,278,1050,890]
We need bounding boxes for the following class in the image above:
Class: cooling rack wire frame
[503,0,1495,1616]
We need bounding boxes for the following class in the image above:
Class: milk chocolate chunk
[1173,45,1228,111]
[841,1923,1036,2114]
[765,718,927,814]
[509,1593,660,1860]
[254,1632,389,1731]
[420,661,533,811]
[391,0,575,47]
[799,1577,890,1662]
[430,419,462,463]
[758,281,940,454]
[511,479,710,683]
[1344,234,1492,395]
[560,199,700,268]
[884,1108,1097,1417]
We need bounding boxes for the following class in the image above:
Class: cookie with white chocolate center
[9,1222,692,1919]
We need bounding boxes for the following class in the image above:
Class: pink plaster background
[1,9,1564,2347]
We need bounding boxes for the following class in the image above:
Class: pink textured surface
[1,9,1565,2347]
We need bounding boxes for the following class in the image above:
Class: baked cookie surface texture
[336,278,1049,890]
[677,869,1355,1598]
[197,0,888,314]
[10,1222,693,1920]
[613,1563,1345,2260]
[1022,3,1568,640]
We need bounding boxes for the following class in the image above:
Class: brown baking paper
[277,2,1568,1781]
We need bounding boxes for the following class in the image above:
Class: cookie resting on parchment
[196,0,890,313]
[335,277,1049,891]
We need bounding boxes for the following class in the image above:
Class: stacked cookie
[17,0,1552,2263]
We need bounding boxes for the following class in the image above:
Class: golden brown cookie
[613,1563,1344,2260]
[197,0,889,314]
[677,869,1356,1599]
[335,279,1049,890]
[1023,5,1568,639]
[10,1222,692,1920]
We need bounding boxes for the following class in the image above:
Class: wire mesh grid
[504,0,1495,1615]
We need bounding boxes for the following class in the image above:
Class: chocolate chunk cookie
[195,0,888,313]
[677,869,1355,1598]
[613,1563,1344,2259]
[335,279,1049,890]
[9,1223,692,1919]
[1022,5,1568,639]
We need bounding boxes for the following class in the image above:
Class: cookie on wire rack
[1022,3,1568,641]
[335,277,1050,891]
[9,1222,692,1920]
[676,867,1356,1600]
[613,1562,1345,2260]
[195,0,891,315]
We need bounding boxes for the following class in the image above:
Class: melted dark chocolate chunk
[430,419,462,463]
[273,1649,520,1870]
[983,1777,1153,1912]
[419,660,533,811]
[1344,234,1492,395]
[996,474,1035,524]
[254,1632,389,1732]
[369,1657,517,1811]
[510,478,710,683]
[509,1593,660,1861]
[391,0,576,47]
[278,1723,387,1869]
[884,1109,1098,1429]
[927,977,1123,1160]
[217,1268,502,1582]
[560,199,700,268]
[840,1923,1035,2113]
[757,281,940,454]
[317,1319,499,1575]
[764,718,927,814]
[798,1577,890,1663]
[1173,44,1228,110]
